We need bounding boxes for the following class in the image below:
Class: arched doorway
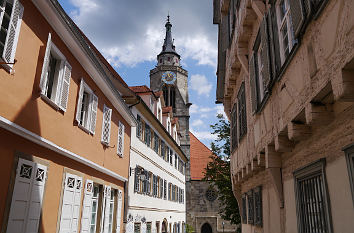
[201,223,212,233]
[162,219,168,233]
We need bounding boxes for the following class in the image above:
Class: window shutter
[117,121,125,157]
[254,187,263,226]
[289,0,305,38]
[270,6,281,75]
[80,180,94,233]
[102,186,111,233]
[2,0,23,64]
[247,190,254,225]
[59,173,83,233]
[59,61,72,111]
[134,167,139,192]
[6,159,47,233]
[39,33,52,95]
[101,105,112,145]
[116,190,123,233]
[90,93,98,134]
[249,54,257,113]
[242,194,247,224]
[164,180,167,199]
[260,16,271,91]
[168,183,171,200]
[76,79,85,122]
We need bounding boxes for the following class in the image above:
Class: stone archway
[201,223,212,233]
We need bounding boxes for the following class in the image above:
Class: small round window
[205,188,217,202]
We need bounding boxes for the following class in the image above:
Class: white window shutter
[59,173,83,233]
[59,61,72,112]
[116,190,123,233]
[75,79,85,123]
[117,121,125,157]
[2,0,23,64]
[103,186,111,233]
[101,105,112,145]
[6,158,47,233]
[80,180,94,233]
[39,33,52,95]
[90,93,98,134]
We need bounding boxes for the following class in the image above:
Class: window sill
[40,94,63,112]
[77,123,92,135]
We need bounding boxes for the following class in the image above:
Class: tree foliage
[203,114,240,225]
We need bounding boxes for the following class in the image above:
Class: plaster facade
[214,0,354,232]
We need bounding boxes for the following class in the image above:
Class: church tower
[150,16,191,179]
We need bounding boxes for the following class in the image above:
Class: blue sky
[58,0,226,147]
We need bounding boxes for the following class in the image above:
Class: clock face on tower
[161,71,177,84]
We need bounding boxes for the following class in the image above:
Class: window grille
[238,82,247,140]
[344,144,354,204]
[294,159,332,233]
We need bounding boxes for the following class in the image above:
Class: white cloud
[189,74,212,97]
[191,119,204,127]
[216,105,227,118]
[190,128,217,141]
[64,0,217,68]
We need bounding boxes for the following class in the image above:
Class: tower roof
[159,15,180,58]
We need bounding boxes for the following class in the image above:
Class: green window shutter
[260,16,272,91]
[249,54,257,113]
[289,0,305,38]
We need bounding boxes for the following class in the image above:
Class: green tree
[203,114,241,225]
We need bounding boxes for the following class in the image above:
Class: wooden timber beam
[265,145,282,168]
[275,134,294,152]
[288,121,311,142]
[305,102,333,126]
[251,0,265,22]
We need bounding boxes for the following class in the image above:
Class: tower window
[162,85,176,108]
[160,59,162,63]
[168,57,170,61]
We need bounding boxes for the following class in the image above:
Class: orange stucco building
[0,0,136,232]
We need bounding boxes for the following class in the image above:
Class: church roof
[190,132,214,180]
[159,16,180,58]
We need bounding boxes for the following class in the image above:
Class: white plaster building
[124,86,187,233]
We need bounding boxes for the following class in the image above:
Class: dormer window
[167,57,170,61]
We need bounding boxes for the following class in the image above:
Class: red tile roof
[129,85,151,93]
[190,132,214,180]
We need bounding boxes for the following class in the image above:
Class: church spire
[159,15,180,57]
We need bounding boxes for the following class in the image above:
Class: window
[227,0,236,44]
[137,115,142,138]
[242,194,247,224]
[238,83,247,140]
[153,175,158,197]
[168,182,171,200]
[175,154,178,169]
[254,186,262,227]
[162,85,176,108]
[249,16,271,112]
[247,190,254,225]
[344,144,354,204]
[154,133,160,154]
[276,0,294,63]
[231,104,238,151]
[170,150,173,165]
[156,222,160,233]
[134,167,141,193]
[164,180,167,199]
[146,222,152,233]
[107,189,115,233]
[166,147,170,162]
[0,0,23,69]
[159,178,164,198]
[134,223,141,233]
[5,158,47,233]
[101,105,112,145]
[161,141,166,159]
[75,79,98,134]
[40,33,72,111]
[294,159,332,233]
[90,184,100,233]
[145,124,151,147]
